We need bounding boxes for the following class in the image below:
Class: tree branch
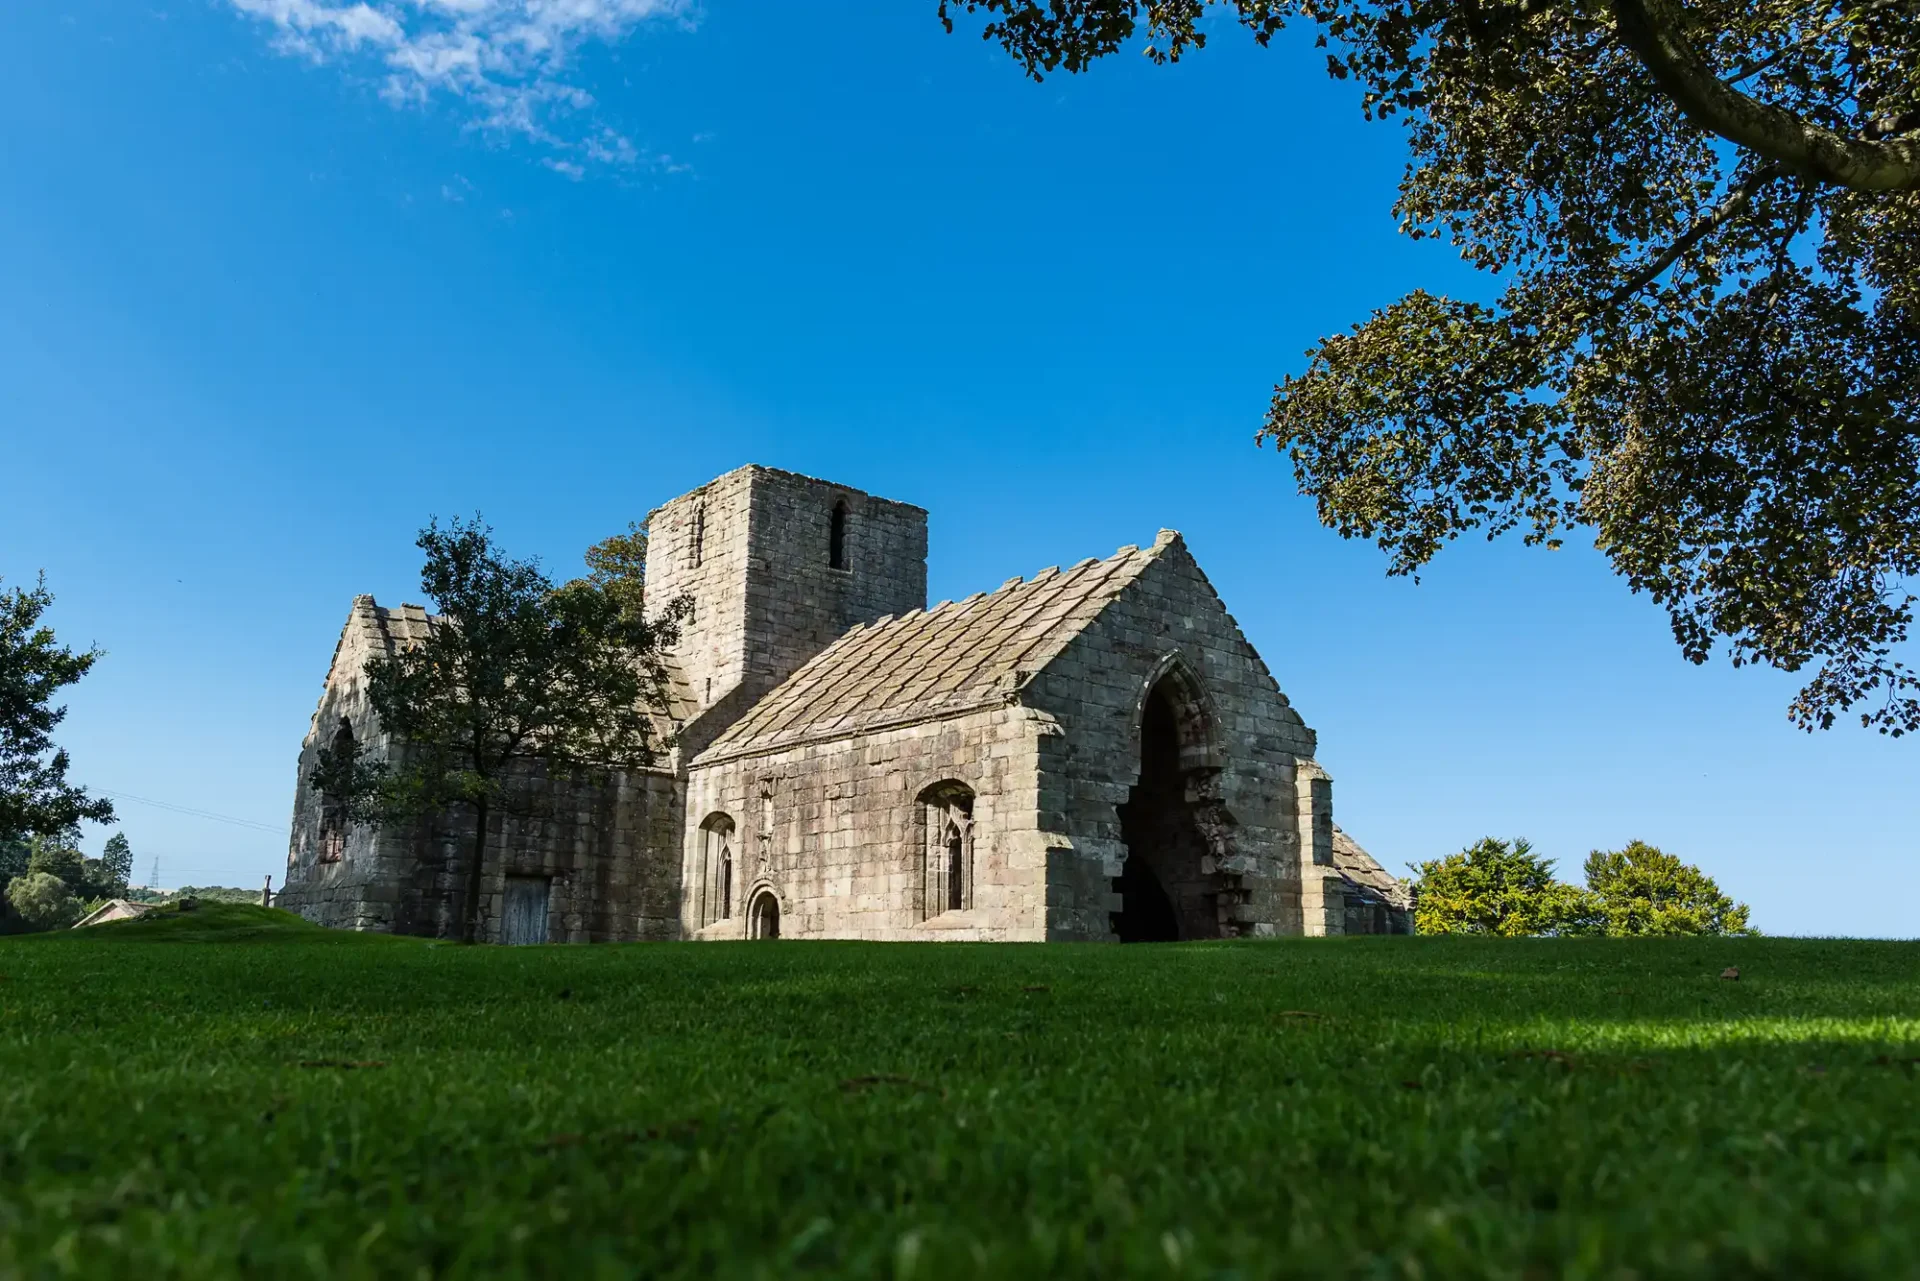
[1612,0,1920,191]
[1723,4,1846,86]
[1600,162,1783,310]
[1866,111,1920,141]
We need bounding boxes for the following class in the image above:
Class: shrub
[1583,841,1756,936]
[5,871,80,931]
[1410,838,1597,936]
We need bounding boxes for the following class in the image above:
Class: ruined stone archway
[1112,661,1236,942]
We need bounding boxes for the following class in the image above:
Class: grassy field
[2,906,1917,1279]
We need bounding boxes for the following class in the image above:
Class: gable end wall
[1020,540,1323,940]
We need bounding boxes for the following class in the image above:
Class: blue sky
[3,1,1912,931]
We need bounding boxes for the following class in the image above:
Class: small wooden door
[502,876,551,945]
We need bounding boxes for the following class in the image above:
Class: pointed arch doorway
[1112,662,1232,942]
[748,889,781,940]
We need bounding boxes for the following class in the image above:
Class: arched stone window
[829,499,850,570]
[317,719,353,864]
[699,813,736,926]
[917,781,974,917]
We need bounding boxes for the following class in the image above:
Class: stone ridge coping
[643,463,931,522]
[321,596,440,690]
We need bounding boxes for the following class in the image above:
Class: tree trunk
[461,797,489,944]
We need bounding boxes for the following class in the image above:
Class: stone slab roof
[699,534,1177,763]
[1332,825,1410,907]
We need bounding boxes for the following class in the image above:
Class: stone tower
[646,465,928,724]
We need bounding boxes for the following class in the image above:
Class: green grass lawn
[3,905,1917,1279]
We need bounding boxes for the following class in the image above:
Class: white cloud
[226,0,690,175]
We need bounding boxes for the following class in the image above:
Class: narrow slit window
[691,504,706,568]
[946,821,965,912]
[829,500,849,570]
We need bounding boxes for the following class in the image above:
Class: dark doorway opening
[749,890,781,939]
[1113,678,1219,942]
[1114,847,1179,943]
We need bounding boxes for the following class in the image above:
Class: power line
[98,789,286,836]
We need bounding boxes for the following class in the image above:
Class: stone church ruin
[278,465,1411,942]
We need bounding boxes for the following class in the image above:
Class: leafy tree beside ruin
[311,517,689,944]
[1,574,114,841]
[943,0,1920,734]
[574,522,650,627]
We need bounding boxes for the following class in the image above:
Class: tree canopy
[574,522,650,627]
[1411,836,1755,935]
[100,832,133,897]
[1583,839,1754,934]
[1409,837,1595,935]
[941,0,1920,734]
[1,575,114,840]
[312,516,688,943]
[5,871,78,931]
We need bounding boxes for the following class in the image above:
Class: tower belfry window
[829,500,849,570]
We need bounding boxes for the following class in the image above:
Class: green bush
[5,871,80,931]
[1412,837,1754,937]
[1584,840,1756,936]
[1410,838,1596,936]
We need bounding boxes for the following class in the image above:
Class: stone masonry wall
[644,469,755,718]
[682,705,1050,941]
[277,599,683,943]
[1020,535,1325,940]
